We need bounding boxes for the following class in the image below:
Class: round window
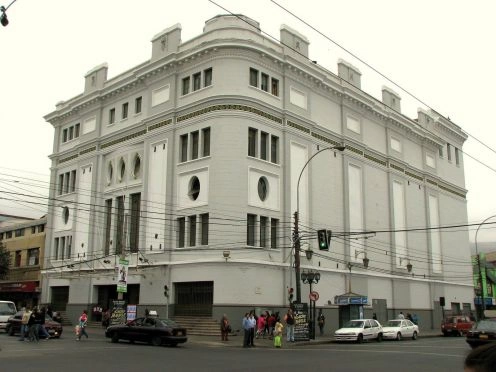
[258,176,269,201]
[133,154,141,179]
[107,162,113,184]
[63,207,70,224]
[188,176,201,201]
[119,158,126,181]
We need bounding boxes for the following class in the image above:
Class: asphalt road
[0,328,472,372]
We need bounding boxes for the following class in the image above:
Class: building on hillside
[0,216,47,308]
[41,14,473,328]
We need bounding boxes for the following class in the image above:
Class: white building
[42,15,472,328]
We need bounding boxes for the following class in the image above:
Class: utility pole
[294,211,301,303]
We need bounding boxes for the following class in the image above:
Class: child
[274,319,284,348]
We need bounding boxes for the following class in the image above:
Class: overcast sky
[1,0,495,243]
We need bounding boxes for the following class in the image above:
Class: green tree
[0,241,11,279]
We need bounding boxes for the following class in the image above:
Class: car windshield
[0,303,16,316]
[157,319,179,327]
[474,320,496,332]
[386,320,402,327]
[344,320,364,328]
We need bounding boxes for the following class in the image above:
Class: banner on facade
[110,300,126,326]
[116,258,129,293]
[292,302,309,341]
[127,304,137,322]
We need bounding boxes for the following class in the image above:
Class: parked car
[105,317,187,346]
[466,319,496,349]
[0,301,17,332]
[334,319,383,343]
[6,311,63,338]
[441,315,474,336]
[382,319,419,340]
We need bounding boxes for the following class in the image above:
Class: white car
[382,319,419,340]
[334,319,383,343]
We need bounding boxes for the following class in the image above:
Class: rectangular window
[439,146,443,158]
[260,216,268,248]
[247,214,256,246]
[104,199,112,256]
[271,78,279,96]
[27,248,39,266]
[122,102,129,119]
[31,226,36,234]
[68,126,74,140]
[271,218,278,249]
[261,73,269,92]
[193,72,201,91]
[177,217,185,248]
[189,215,197,247]
[180,134,188,162]
[182,77,190,95]
[58,174,64,195]
[200,213,209,245]
[64,172,70,194]
[62,129,68,143]
[66,235,72,259]
[109,108,116,124]
[60,236,65,260]
[191,131,199,160]
[261,132,268,160]
[15,228,25,237]
[135,96,142,114]
[54,238,59,260]
[129,193,141,253]
[249,68,259,87]
[426,153,435,168]
[75,123,80,138]
[271,135,279,164]
[70,170,76,192]
[38,225,44,233]
[15,250,21,267]
[152,85,170,106]
[455,147,460,165]
[391,137,402,153]
[248,128,257,157]
[6,231,12,239]
[290,86,307,109]
[447,143,452,161]
[202,127,211,157]
[204,68,212,87]
[346,116,360,134]
[115,196,125,255]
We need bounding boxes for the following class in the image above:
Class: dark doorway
[51,286,69,311]
[174,281,213,316]
[97,284,140,310]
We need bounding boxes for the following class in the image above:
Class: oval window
[119,158,126,182]
[107,162,113,185]
[133,154,141,179]
[258,176,269,201]
[188,176,201,201]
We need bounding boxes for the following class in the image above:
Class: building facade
[42,15,473,328]
[0,216,47,308]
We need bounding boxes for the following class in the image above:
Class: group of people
[18,306,51,342]
[397,311,419,325]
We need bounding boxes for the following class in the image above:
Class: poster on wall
[117,258,129,293]
[293,302,309,341]
[110,300,126,326]
[127,304,137,322]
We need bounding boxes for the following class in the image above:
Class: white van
[0,300,17,331]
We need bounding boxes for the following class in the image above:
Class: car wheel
[111,333,119,343]
[170,342,178,347]
[376,333,383,342]
[357,334,363,344]
[412,331,417,340]
[396,332,402,341]
[151,336,162,346]
[442,331,448,337]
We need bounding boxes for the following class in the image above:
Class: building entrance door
[51,286,69,311]
[174,281,213,316]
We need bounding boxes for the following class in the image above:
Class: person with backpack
[284,308,295,342]
[76,310,88,340]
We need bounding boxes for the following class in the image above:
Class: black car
[105,317,187,346]
[6,311,63,338]
[466,319,496,348]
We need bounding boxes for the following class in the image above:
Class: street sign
[309,291,319,301]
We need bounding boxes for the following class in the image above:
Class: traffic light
[288,287,294,302]
[0,6,8,27]
[317,229,329,250]
[164,285,169,298]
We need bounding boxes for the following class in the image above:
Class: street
[0,328,471,372]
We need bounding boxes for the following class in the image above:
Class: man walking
[242,312,250,347]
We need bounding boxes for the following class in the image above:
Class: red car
[441,315,474,336]
[6,311,63,338]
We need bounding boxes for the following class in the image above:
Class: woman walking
[76,310,89,340]
[220,314,230,341]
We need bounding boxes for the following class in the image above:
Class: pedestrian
[274,318,284,348]
[398,311,405,319]
[267,312,276,339]
[28,308,39,342]
[18,307,31,341]
[76,310,89,340]
[284,308,295,342]
[38,307,50,340]
[411,313,419,325]
[220,314,230,341]
[372,313,378,320]
[242,312,250,347]
[318,309,325,336]
[464,342,496,372]
[256,313,265,339]
[248,311,256,346]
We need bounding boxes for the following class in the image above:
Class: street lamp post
[294,144,345,303]
[475,214,496,319]
[301,270,320,339]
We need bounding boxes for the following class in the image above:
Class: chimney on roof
[337,59,361,89]
[151,24,182,62]
[382,86,401,112]
[84,63,108,95]
[280,24,309,58]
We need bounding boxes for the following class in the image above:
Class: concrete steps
[173,316,225,336]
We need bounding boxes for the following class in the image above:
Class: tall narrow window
[104,199,112,256]
[271,218,278,249]
[191,131,199,160]
[193,72,201,91]
[130,193,141,253]
[60,236,66,260]
[455,147,460,165]
[66,235,72,259]
[204,68,212,87]
[135,96,142,114]
[58,174,64,195]
[54,238,59,260]
[261,132,268,161]
[64,173,70,194]
[202,127,211,157]
[115,196,125,255]
[271,135,279,164]
[68,126,74,140]
[271,78,279,96]
[75,123,80,138]
[447,143,452,161]
[70,170,76,192]
[247,214,256,246]
[27,248,39,266]
[15,250,21,267]
[200,213,209,245]
[249,68,258,87]
[177,217,185,248]
[261,73,269,92]
[109,108,115,124]
[180,134,188,162]
[248,128,257,157]
[182,77,190,95]
[189,215,197,247]
[260,216,268,248]
[122,102,129,119]
[62,129,68,143]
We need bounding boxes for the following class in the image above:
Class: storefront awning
[0,281,38,292]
